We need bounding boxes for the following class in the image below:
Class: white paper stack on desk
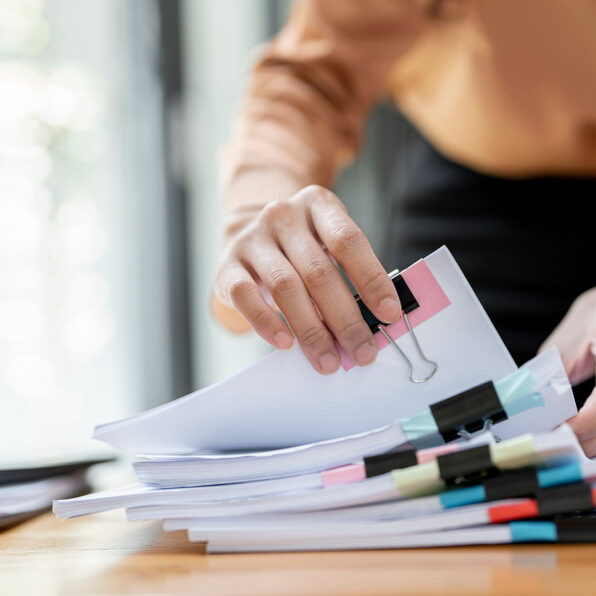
[54,247,596,551]
[0,453,112,529]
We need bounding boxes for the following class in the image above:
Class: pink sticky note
[321,463,366,487]
[321,443,464,488]
[339,259,451,371]
[416,442,461,464]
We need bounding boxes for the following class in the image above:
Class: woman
[211,1,596,453]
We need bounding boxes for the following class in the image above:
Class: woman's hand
[540,288,596,456]
[212,185,402,375]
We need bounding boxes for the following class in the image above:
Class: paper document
[95,247,523,452]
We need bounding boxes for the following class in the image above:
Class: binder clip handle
[355,268,438,383]
[377,320,438,384]
[456,417,502,443]
[456,426,474,441]
[430,381,508,443]
[482,417,502,443]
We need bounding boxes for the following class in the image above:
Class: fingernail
[319,352,339,375]
[377,297,401,323]
[274,331,294,350]
[355,342,377,365]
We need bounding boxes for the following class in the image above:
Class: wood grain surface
[1,511,596,595]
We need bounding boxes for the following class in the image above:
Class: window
[1,0,399,459]
[0,0,190,454]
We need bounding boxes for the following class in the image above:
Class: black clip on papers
[354,268,438,383]
[437,444,499,487]
[536,483,595,518]
[430,381,508,443]
[554,515,596,543]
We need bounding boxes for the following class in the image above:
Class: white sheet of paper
[186,498,525,544]
[129,350,575,489]
[94,246,553,453]
[1,473,87,516]
[124,424,583,520]
[52,473,322,519]
[204,525,514,552]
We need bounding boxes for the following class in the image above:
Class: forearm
[215,168,310,333]
[219,0,425,238]
[213,0,425,367]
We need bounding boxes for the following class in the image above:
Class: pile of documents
[53,247,596,551]
[1,454,110,529]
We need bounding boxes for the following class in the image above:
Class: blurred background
[0,0,410,454]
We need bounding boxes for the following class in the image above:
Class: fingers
[214,185,400,375]
[567,384,596,457]
[275,219,377,366]
[216,261,295,351]
[567,388,596,444]
[579,435,596,458]
[306,187,402,324]
[210,293,252,334]
[244,243,342,375]
[538,290,596,384]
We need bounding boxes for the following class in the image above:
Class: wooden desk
[1,511,595,595]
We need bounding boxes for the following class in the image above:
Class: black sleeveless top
[385,127,595,405]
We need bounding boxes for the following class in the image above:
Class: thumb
[210,293,252,334]
[567,369,596,444]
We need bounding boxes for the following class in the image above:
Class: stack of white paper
[93,248,521,452]
[1,454,111,529]
[0,474,88,528]
[54,247,589,551]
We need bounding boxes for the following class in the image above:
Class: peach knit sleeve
[220,0,427,213]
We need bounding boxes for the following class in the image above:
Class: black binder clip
[430,381,507,443]
[436,444,499,487]
[456,418,501,443]
[554,515,596,543]
[354,269,438,383]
